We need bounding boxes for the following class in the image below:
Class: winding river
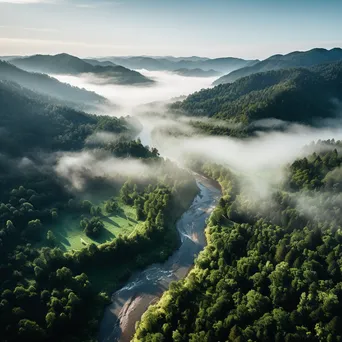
[98,175,221,342]
[54,70,220,342]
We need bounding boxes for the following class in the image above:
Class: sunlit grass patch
[44,198,141,250]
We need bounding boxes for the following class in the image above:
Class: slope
[214,47,342,85]
[100,56,259,73]
[171,61,342,129]
[0,61,105,110]
[9,53,154,85]
[0,80,132,157]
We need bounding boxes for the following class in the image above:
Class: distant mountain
[214,47,342,85]
[0,61,105,111]
[9,53,154,85]
[83,58,117,67]
[173,68,221,77]
[99,56,259,73]
[171,61,342,131]
[0,55,23,61]
[157,56,210,62]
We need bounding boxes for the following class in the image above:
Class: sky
[0,0,341,59]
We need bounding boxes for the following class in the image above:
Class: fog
[55,150,154,191]
[54,70,216,115]
[54,70,342,203]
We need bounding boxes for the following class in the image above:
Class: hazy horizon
[1,0,342,59]
[2,46,342,60]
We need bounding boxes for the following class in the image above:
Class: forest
[2,42,342,342]
[170,61,342,135]
[134,141,342,342]
[0,77,199,341]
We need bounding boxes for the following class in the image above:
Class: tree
[46,230,57,247]
[18,319,45,340]
[82,217,104,238]
[24,219,43,240]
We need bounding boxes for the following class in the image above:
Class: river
[52,70,220,342]
[98,174,221,342]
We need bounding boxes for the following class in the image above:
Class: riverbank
[99,175,221,341]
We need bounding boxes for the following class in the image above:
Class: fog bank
[54,70,216,115]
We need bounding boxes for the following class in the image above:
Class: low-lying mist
[54,69,342,208]
[53,70,216,115]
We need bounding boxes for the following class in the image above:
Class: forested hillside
[0,61,105,110]
[9,53,154,85]
[0,80,131,158]
[0,77,199,341]
[214,47,342,85]
[134,140,342,342]
[171,61,342,133]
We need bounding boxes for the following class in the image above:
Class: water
[98,176,221,342]
[52,70,220,341]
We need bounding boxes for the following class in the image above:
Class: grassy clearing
[44,198,142,251]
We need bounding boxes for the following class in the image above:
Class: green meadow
[45,198,141,251]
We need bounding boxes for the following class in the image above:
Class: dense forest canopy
[2,45,342,342]
[169,61,342,136]
[0,72,199,341]
[0,80,135,158]
[134,140,342,342]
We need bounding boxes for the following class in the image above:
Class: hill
[134,145,342,342]
[214,47,342,85]
[9,53,154,85]
[173,68,221,77]
[0,61,105,110]
[83,58,117,67]
[99,56,259,73]
[0,80,133,157]
[171,61,342,131]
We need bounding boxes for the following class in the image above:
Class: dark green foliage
[134,153,342,342]
[0,80,131,158]
[104,198,119,213]
[171,61,342,134]
[104,138,160,158]
[0,73,200,342]
[81,217,104,238]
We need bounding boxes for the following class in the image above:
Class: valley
[1,30,342,342]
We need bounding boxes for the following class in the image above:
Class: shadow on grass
[101,216,120,227]
[93,227,116,244]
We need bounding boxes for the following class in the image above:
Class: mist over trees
[171,61,342,134]
[2,43,342,342]
[134,143,342,341]
[9,53,155,85]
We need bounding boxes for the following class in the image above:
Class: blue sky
[0,0,341,58]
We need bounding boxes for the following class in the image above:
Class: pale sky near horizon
[0,0,341,59]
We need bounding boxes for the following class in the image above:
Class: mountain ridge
[9,53,154,85]
[214,47,342,85]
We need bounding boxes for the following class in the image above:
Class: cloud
[0,0,54,3]
[0,25,58,32]
[54,150,160,191]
